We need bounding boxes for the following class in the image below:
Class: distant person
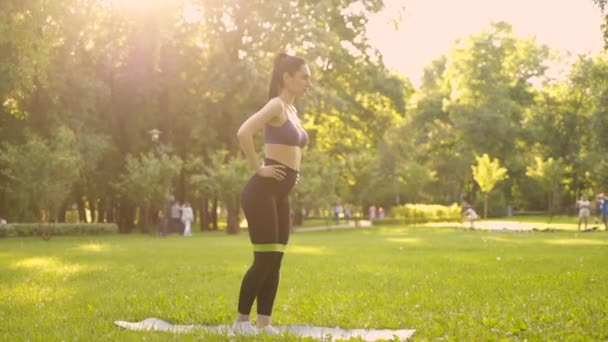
[577,194,591,231]
[333,202,342,224]
[462,202,479,230]
[378,207,385,219]
[343,205,352,224]
[181,201,194,236]
[170,200,182,234]
[368,205,376,220]
[595,193,603,224]
[599,193,608,231]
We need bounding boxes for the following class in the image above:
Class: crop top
[264,109,308,147]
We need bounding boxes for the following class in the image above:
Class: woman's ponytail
[267,52,306,100]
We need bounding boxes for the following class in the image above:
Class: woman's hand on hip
[257,164,286,180]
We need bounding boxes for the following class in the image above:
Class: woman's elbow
[236,127,250,141]
[236,127,245,139]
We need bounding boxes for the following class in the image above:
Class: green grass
[296,218,344,228]
[1,226,607,341]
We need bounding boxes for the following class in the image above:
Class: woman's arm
[236,98,283,172]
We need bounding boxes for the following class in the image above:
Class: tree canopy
[1,3,607,230]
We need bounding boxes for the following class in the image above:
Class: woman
[181,201,194,236]
[461,201,479,230]
[577,194,591,231]
[233,52,311,335]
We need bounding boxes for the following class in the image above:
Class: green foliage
[293,149,341,211]
[526,157,567,212]
[593,0,608,49]
[188,150,249,205]
[472,153,508,194]
[523,54,608,196]
[473,189,508,218]
[189,150,249,233]
[0,127,81,221]
[115,147,183,214]
[2,1,608,224]
[472,153,508,219]
[445,22,549,162]
[390,203,462,223]
[0,223,118,238]
[0,0,65,118]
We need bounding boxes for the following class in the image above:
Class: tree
[593,0,608,49]
[393,55,469,204]
[523,54,608,202]
[444,22,548,169]
[115,147,183,233]
[288,149,341,224]
[0,127,81,222]
[189,150,249,234]
[471,154,508,218]
[526,157,567,215]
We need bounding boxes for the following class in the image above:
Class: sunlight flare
[543,239,608,246]
[13,257,85,275]
[76,243,110,252]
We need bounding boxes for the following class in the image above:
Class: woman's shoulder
[266,97,285,109]
[260,97,284,117]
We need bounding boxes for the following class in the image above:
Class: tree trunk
[484,192,489,219]
[57,201,68,223]
[98,198,106,223]
[211,197,218,230]
[118,200,135,232]
[551,186,560,216]
[139,205,149,233]
[77,196,87,223]
[226,195,240,234]
[107,198,116,223]
[89,196,97,223]
[200,196,209,231]
[148,206,158,231]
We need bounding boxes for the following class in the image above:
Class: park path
[424,220,605,231]
[295,220,372,232]
[296,219,606,232]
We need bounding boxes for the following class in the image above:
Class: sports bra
[264,105,308,147]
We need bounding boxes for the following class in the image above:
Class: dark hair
[268,52,307,100]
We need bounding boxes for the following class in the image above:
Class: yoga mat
[114,317,415,341]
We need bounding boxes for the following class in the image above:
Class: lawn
[1,225,607,341]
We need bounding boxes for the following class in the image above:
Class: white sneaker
[258,324,280,335]
[232,321,258,335]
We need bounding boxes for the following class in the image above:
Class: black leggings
[238,159,298,316]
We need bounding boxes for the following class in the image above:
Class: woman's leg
[237,176,279,317]
[256,194,291,326]
[255,252,283,318]
[238,252,280,316]
[583,217,588,230]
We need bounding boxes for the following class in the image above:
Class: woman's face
[284,64,312,97]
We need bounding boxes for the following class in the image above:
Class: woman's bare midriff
[264,144,302,171]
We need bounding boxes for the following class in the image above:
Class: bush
[389,203,462,224]
[0,223,119,238]
[474,190,508,218]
